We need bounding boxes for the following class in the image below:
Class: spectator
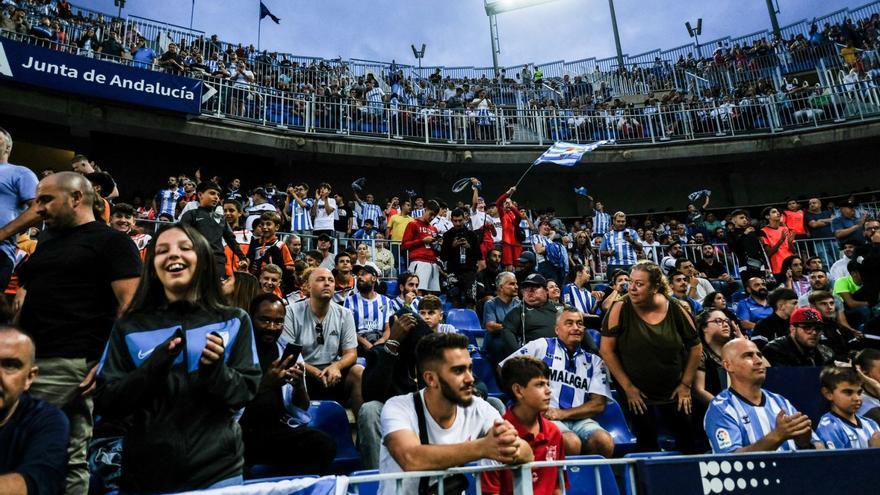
[600,269,631,313]
[0,327,70,495]
[95,223,261,492]
[728,209,769,281]
[675,257,716,302]
[735,276,773,333]
[18,172,141,494]
[781,199,807,238]
[353,243,380,273]
[855,349,880,423]
[178,181,248,277]
[281,267,364,413]
[668,270,702,315]
[239,293,336,474]
[763,307,835,367]
[600,261,703,453]
[700,292,744,336]
[562,263,601,315]
[693,309,737,409]
[503,306,615,457]
[781,255,811,297]
[481,357,567,495]
[131,37,155,69]
[390,271,421,312]
[155,176,181,218]
[816,366,880,449]
[830,240,857,282]
[244,188,275,230]
[659,241,683,275]
[417,295,459,334]
[333,251,355,294]
[834,260,871,327]
[258,264,283,296]
[402,200,441,294]
[378,332,533,495]
[703,338,823,452]
[343,264,393,352]
[310,182,337,237]
[372,233,395,277]
[796,268,846,315]
[110,202,151,255]
[387,199,413,241]
[761,206,795,279]
[98,31,124,59]
[546,279,562,306]
[832,200,867,246]
[285,183,314,234]
[805,198,834,262]
[0,127,39,290]
[751,288,799,349]
[495,186,524,271]
[600,212,642,275]
[222,270,260,312]
[483,271,520,332]
[514,250,538,285]
[588,198,611,238]
[808,290,859,361]
[694,243,734,294]
[353,191,384,234]
[316,233,336,269]
[441,208,482,309]
[352,218,378,240]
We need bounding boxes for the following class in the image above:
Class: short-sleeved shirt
[378,390,501,495]
[735,296,773,326]
[289,197,314,231]
[483,296,520,327]
[343,292,393,336]
[816,412,880,449]
[480,409,566,495]
[833,275,862,297]
[804,210,833,238]
[0,163,38,261]
[0,393,70,495]
[704,388,820,453]
[563,283,596,314]
[761,226,794,274]
[600,228,641,266]
[388,214,413,241]
[19,221,142,360]
[503,337,612,409]
[831,214,863,246]
[312,198,337,231]
[281,299,357,368]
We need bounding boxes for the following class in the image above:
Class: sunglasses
[315,322,325,345]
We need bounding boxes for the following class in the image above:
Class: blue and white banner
[533,140,613,167]
[0,37,203,114]
[175,475,347,495]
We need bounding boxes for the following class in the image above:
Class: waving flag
[533,140,612,166]
[260,2,281,24]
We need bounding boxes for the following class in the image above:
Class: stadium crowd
[3,124,880,494]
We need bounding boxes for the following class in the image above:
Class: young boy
[417,295,456,334]
[482,356,566,495]
[816,366,880,449]
[110,202,151,256]
[259,264,284,297]
[178,181,247,277]
[247,211,295,286]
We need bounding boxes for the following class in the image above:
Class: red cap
[790,307,823,325]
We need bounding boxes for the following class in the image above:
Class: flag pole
[257,17,262,52]
[189,0,195,30]
[514,162,537,188]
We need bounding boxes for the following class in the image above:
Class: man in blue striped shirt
[599,212,642,275]
[589,199,611,237]
[285,183,313,234]
[353,191,384,230]
[154,176,181,218]
[502,306,614,456]
[344,265,393,353]
[563,264,601,315]
[704,338,824,453]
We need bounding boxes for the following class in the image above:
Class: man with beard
[808,291,860,361]
[154,175,181,218]
[729,209,770,282]
[478,248,503,300]
[390,271,421,312]
[763,308,835,367]
[514,251,538,285]
[240,294,336,474]
[796,269,860,336]
[343,265,394,353]
[16,172,141,493]
[704,338,823,453]
[441,208,481,309]
[379,333,533,494]
[735,277,773,334]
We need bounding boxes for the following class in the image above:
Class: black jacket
[178,206,245,272]
[95,303,261,493]
[441,227,482,275]
[762,335,834,367]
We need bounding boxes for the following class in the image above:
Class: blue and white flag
[533,140,612,166]
[175,475,347,495]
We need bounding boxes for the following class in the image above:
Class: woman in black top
[96,224,261,493]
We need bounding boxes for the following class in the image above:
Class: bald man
[281,267,364,413]
[15,171,142,493]
[703,338,823,453]
[0,327,70,495]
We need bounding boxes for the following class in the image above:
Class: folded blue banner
[0,37,203,114]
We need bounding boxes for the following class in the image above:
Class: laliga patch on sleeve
[715,428,732,449]
[826,441,836,449]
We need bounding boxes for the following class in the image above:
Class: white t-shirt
[489,215,502,243]
[378,390,501,495]
[469,209,489,231]
[313,197,337,231]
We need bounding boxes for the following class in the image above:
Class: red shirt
[781,209,806,235]
[401,219,438,263]
[480,409,566,495]
[496,193,524,246]
[761,225,794,274]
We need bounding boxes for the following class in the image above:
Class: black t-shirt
[0,393,70,495]
[695,258,727,279]
[19,221,142,360]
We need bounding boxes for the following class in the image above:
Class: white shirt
[378,390,500,495]
[469,209,489,231]
[829,256,850,283]
[313,197,337,231]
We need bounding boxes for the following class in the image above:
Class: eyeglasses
[315,322,325,345]
[708,318,731,326]
[795,325,821,334]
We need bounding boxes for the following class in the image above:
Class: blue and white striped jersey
[358,202,383,225]
[592,211,611,236]
[437,323,457,334]
[530,234,551,264]
[390,295,421,313]
[519,219,532,246]
[816,412,880,449]
[502,337,611,410]
[155,188,180,217]
[563,283,596,314]
[704,388,821,453]
[289,197,314,231]
[600,228,641,266]
[344,292,394,335]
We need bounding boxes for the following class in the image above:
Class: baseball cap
[317,233,332,242]
[521,273,547,288]
[517,251,536,265]
[790,307,823,325]
[839,200,856,209]
[353,264,379,278]
[730,208,750,218]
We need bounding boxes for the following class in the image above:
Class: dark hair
[855,349,880,374]
[609,268,629,285]
[249,292,284,316]
[807,290,834,306]
[674,257,692,270]
[334,252,351,264]
[450,208,466,218]
[696,307,728,330]
[259,211,282,226]
[501,356,550,399]
[780,255,802,276]
[701,291,725,309]
[847,260,862,273]
[223,198,243,211]
[305,250,322,260]
[111,202,135,217]
[398,271,419,287]
[761,206,777,219]
[767,287,797,309]
[565,263,587,284]
[127,224,228,314]
[227,271,260,311]
[820,366,863,391]
[424,200,441,214]
[668,270,686,281]
[416,332,470,373]
[197,181,222,194]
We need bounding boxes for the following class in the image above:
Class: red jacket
[496,192,524,245]
[401,219,438,263]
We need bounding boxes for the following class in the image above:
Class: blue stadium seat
[622,452,680,495]
[243,474,318,485]
[384,280,399,297]
[460,328,486,347]
[442,301,454,317]
[307,401,362,473]
[471,353,502,397]
[564,455,620,495]
[762,366,828,424]
[592,398,637,456]
[731,291,748,303]
[447,309,481,330]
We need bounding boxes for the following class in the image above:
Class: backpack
[545,240,568,271]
